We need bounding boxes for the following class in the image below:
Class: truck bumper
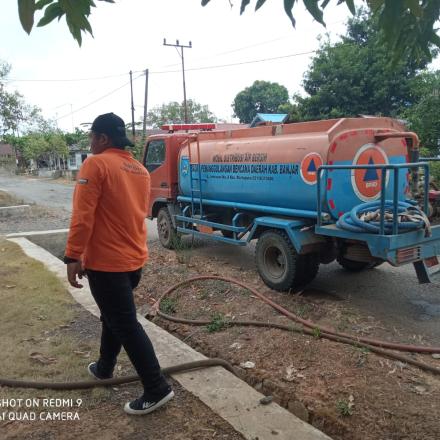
[315,223,440,282]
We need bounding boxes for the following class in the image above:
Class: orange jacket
[65,148,150,272]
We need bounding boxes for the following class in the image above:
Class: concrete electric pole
[163,39,192,124]
[129,70,136,140]
[142,69,149,142]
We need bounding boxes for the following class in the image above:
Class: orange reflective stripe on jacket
[65,148,150,272]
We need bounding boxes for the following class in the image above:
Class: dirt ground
[136,240,440,440]
[1,306,246,440]
[2,181,440,439]
[0,240,245,440]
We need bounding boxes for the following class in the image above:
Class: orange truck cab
[142,124,215,247]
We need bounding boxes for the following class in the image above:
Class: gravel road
[0,170,159,240]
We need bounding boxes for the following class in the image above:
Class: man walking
[64,112,174,415]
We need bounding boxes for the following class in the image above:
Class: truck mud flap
[413,256,440,284]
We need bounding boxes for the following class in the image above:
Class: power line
[4,49,317,85]
[5,49,317,123]
[54,50,316,120]
[153,18,346,69]
[158,35,292,69]
[150,50,316,74]
[5,72,129,83]
[55,75,143,121]
[4,17,347,84]
[202,35,291,57]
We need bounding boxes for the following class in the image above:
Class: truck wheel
[157,207,181,249]
[337,256,372,272]
[255,230,307,291]
[297,253,320,286]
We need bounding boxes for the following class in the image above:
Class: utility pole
[142,69,149,142]
[163,38,192,124]
[129,70,136,140]
[70,103,74,132]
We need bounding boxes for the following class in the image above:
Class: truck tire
[297,253,320,286]
[157,207,181,250]
[336,256,377,272]
[255,230,316,291]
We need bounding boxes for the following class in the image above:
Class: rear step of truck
[176,214,248,245]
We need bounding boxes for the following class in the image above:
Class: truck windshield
[144,139,165,172]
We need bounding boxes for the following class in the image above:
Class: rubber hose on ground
[156,311,440,376]
[152,276,440,354]
[0,359,236,390]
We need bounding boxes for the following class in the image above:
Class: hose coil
[336,201,431,236]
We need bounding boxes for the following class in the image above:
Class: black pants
[86,268,164,393]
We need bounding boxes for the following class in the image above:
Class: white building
[68,146,92,171]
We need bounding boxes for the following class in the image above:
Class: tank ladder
[188,134,204,218]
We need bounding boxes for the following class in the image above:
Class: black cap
[91,113,134,147]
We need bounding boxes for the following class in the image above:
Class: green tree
[404,71,440,154]
[1,61,24,135]
[297,13,431,121]
[0,60,45,136]
[146,100,217,128]
[20,133,49,162]
[232,80,289,123]
[46,131,68,156]
[404,70,440,185]
[17,1,440,60]
[63,128,89,149]
[203,0,440,62]
[19,131,68,168]
[277,98,303,123]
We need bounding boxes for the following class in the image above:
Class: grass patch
[295,303,312,318]
[0,239,111,407]
[312,327,322,338]
[206,312,228,333]
[337,399,354,417]
[159,297,178,314]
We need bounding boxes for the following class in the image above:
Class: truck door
[143,138,170,200]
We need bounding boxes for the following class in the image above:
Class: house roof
[249,113,288,128]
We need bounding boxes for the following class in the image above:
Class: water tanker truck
[142,118,440,291]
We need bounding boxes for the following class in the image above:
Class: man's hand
[67,262,85,288]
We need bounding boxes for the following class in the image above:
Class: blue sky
[1,1,437,132]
